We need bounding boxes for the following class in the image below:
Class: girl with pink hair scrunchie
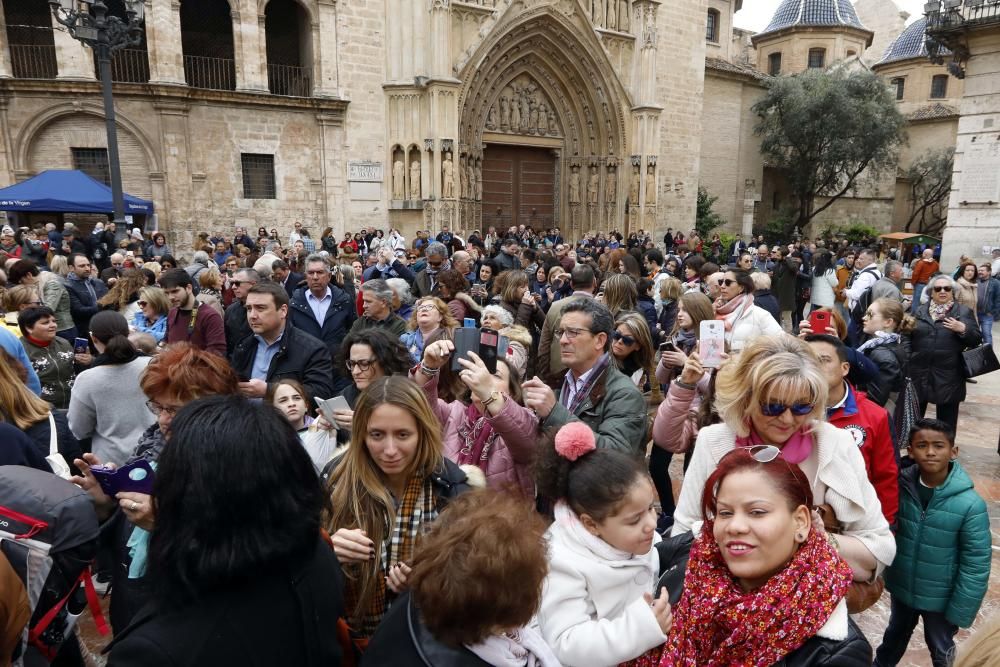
[534,422,672,667]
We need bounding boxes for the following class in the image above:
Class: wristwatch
[481,390,503,409]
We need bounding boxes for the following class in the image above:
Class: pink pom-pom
[554,422,597,462]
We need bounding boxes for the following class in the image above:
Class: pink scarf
[735,425,814,464]
[456,403,499,470]
[713,293,754,332]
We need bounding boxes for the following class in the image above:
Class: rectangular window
[241,153,276,199]
[808,48,826,69]
[930,74,948,99]
[706,10,719,42]
[768,52,782,76]
[891,77,905,101]
[71,147,111,185]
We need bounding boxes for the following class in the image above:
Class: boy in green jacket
[874,418,992,667]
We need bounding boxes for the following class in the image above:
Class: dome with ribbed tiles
[877,18,949,65]
[757,0,869,38]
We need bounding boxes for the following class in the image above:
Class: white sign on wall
[348,161,383,182]
[961,142,1000,203]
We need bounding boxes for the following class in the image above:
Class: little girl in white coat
[536,422,672,667]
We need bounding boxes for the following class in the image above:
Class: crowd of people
[0,218,997,667]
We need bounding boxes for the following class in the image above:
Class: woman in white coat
[712,268,783,353]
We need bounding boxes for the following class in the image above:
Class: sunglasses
[137,301,148,308]
[718,278,737,287]
[759,401,815,417]
[932,285,952,293]
[612,331,636,346]
[743,444,782,463]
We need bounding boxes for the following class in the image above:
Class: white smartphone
[699,320,725,368]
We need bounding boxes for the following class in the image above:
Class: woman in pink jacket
[411,338,540,497]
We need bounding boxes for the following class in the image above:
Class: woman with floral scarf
[658,448,871,667]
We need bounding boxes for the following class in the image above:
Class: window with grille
[706,10,720,42]
[808,49,826,69]
[768,52,782,76]
[71,148,111,185]
[930,75,948,99]
[241,153,276,199]
[891,78,905,101]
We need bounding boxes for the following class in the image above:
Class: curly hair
[338,328,413,379]
[140,342,239,404]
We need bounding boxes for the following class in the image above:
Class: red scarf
[659,523,852,667]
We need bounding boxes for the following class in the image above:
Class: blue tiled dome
[877,18,949,65]
[758,0,868,37]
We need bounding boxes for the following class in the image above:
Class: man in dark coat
[64,253,108,334]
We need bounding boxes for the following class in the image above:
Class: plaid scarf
[659,524,852,667]
[347,474,438,638]
[561,353,611,415]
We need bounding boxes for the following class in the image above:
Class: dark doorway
[482,145,555,231]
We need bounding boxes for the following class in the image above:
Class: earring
[796,532,805,542]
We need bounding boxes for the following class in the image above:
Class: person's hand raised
[422,339,454,370]
[643,586,673,635]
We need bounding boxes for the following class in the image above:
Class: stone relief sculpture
[645,165,656,205]
[630,166,640,204]
[538,103,549,134]
[442,153,454,198]
[392,159,405,200]
[593,0,605,28]
[409,159,421,199]
[499,96,510,129]
[519,93,530,132]
[486,104,498,131]
[475,163,483,201]
[486,76,561,138]
[619,0,630,32]
[587,166,599,205]
[510,99,521,132]
[467,162,476,202]
[568,166,581,204]
[606,0,617,30]
[605,166,617,203]
[459,157,468,199]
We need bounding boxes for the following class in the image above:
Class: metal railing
[9,44,57,79]
[267,63,311,97]
[95,48,150,83]
[183,54,236,91]
[926,0,1000,31]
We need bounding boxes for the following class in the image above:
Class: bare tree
[904,147,953,237]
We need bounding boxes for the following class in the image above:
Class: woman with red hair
[659,448,872,666]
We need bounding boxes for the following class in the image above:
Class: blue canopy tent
[0,170,154,214]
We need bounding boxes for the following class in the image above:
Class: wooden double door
[481,145,556,231]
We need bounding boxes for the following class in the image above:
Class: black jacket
[231,322,336,401]
[64,274,109,333]
[105,539,346,667]
[223,299,253,359]
[362,592,489,667]
[280,271,305,298]
[23,410,82,473]
[774,617,872,667]
[754,289,781,324]
[863,338,909,407]
[288,285,356,360]
[908,303,981,405]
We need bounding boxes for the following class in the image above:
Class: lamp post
[49,0,144,227]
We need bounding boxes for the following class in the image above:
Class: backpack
[0,466,105,666]
[849,268,881,323]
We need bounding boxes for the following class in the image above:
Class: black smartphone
[659,341,677,354]
[478,328,500,374]
[452,327,479,372]
[74,337,90,355]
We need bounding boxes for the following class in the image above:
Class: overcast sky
[734,0,928,32]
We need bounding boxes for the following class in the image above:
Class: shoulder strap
[48,412,58,457]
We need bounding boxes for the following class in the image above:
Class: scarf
[857,331,901,354]
[561,353,611,415]
[675,329,697,355]
[456,403,500,471]
[736,425,814,465]
[466,627,563,667]
[348,474,438,638]
[25,335,51,348]
[713,293,754,332]
[929,300,954,322]
[425,259,452,292]
[659,524,853,667]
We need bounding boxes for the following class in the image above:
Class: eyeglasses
[932,285,953,293]
[346,358,377,371]
[555,326,590,340]
[137,301,148,308]
[759,401,815,417]
[612,331,636,346]
[416,304,437,313]
[146,400,179,417]
[230,280,256,288]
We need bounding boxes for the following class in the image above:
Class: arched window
[930,74,948,99]
[808,48,826,69]
[265,0,313,97]
[181,0,236,91]
[891,77,905,101]
[768,52,782,76]
[4,0,57,79]
[706,9,720,42]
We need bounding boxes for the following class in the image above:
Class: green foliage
[904,147,953,236]
[753,66,906,235]
[840,223,880,246]
[696,187,726,238]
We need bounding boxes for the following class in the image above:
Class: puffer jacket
[907,303,980,406]
[861,336,909,407]
[885,462,991,628]
[415,372,538,497]
[774,618,872,666]
[727,303,784,353]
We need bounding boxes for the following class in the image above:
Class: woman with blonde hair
[97,269,148,321]
[400,296,458,364]
[322,376,470,640]
[48,254,69,278]
[611,311,656,389]
[671,335,895,588]
[195,264,225,318]
[601,272,638,318]
[131,286,171,343]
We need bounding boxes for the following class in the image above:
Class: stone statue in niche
[605,166,617,203]
[593,0,605,28]
[549,109,557,133]
[519,92,530,132]
[475,163,483,201]
[409,159,421,200]
[619,0,630,32]
[606,0,617,30]
[459,157,468,199]
[587,166,599,205]
[645,165,656,205]
[568,166,581,204]
[538,102,549,134]
[442,153,454,199]
[500,96,511,130]
[510,97,521,132]
[467,162,476,202]
[392,159,405,200]
[630,166,640,204]
[528,98,539,135]
[486,104,498,131]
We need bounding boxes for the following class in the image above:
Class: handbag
[963,344,1000,378]
[44,413,72,480]
[892,377,920,449]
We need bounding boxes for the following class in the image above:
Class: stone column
[52,11,94,80]
[153,101,191,234]
[0,0,11,78]
[314,0,340,96]
[428,0,451,78]
[233,0,267,92]
[146,0,184,84]
[316,111,348,235]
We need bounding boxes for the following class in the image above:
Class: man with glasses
[290,255,356,392]
[751,244,774,274]
[349,279,407,338]
[224,268,259,358]
[412,243,450,298]
[523,298,646,454]
[64,253,108,335]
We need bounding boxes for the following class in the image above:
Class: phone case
[699,321,725,368]
[91,459,156,497]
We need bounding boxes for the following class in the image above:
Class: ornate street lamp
[49,0,144,227]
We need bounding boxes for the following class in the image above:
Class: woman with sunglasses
[660,448,871,666]
[713,268,782,354]
[671,335,895,588]
[400,296,458,364]
[611,312,657,392]
[858,297,913,408]
[131,286,170,343]
[907,274,981,433]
